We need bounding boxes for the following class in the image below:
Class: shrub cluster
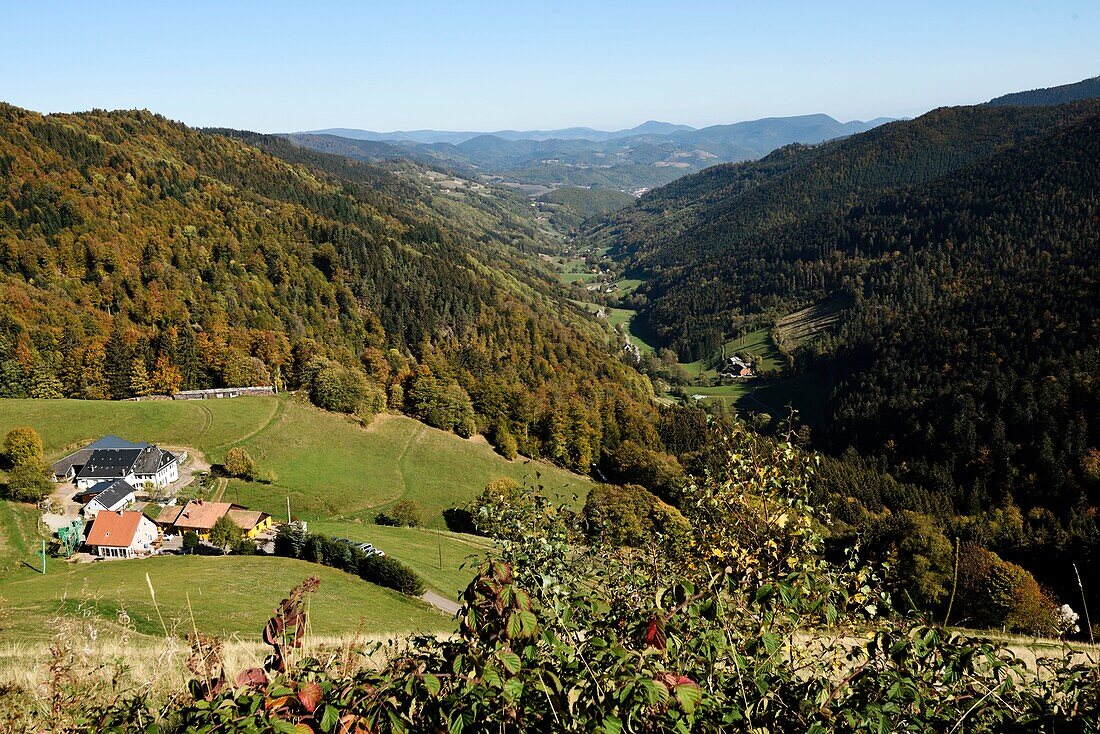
[956,543,1058,634]
[222,446,275,484]
[374,499,423,527]
[274,526,424,596]
[582,482,689,547]
[304,356,385,417]
[1,426,52,503]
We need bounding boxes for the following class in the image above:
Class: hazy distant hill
[985,74,1100,106]
[670,114,886,151]
[287,114,893,191]
[300,120,696,145]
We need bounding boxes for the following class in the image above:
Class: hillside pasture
[0,555,447,643]
[0,395,593,528]
[0,395,591,641]
[774,296,846,349]
[307,522,492,598]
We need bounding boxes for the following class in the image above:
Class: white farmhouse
[52,435,179,491]
[80,479,137,517]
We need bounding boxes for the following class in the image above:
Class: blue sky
[1,1,1096,132]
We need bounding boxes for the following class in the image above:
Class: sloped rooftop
[86,511,145,548]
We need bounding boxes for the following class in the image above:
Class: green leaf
[498,650,522,674]
[640,678,670,706]
[506,611,523,639]
[517,610,539,636]
[674,682,703,714]
[761,632,782,656]
[319,704,339,733]
[502,678,524,701]
[422,673,442,696]
[448,713,465,734]
[602,715,623,734]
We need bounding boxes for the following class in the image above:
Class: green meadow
[0,555,447,642]
[0,394,592,640]
[0,394,592,527]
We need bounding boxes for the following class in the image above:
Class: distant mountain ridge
[287,114,894,191]
[299,120,698,145]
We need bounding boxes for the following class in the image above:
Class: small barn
[81,479,137,517]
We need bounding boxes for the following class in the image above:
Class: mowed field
[0,555,447,642]
[0,394,593,526]
[0,394,593,642]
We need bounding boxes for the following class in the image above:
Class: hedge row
[273,526,425,596]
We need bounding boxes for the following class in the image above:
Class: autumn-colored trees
[3,426,42,467]
[2,426,51,503]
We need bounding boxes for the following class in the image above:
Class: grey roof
[72,444,176,482]
[77,479,116,499]
[88,435,148,451]
[52,448,93,477]
[133,445,176,475]
[87,479,136,510]
[52,435,148,476]
[75,448,144,481]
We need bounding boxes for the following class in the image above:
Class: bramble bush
[10,424,1100,732]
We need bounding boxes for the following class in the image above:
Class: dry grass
[0,606,409,711]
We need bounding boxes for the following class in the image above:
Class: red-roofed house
[86,511,158,559]
[173,500,233,540]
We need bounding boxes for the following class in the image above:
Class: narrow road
[422,590,460,616]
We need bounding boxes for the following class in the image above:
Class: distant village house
[720,355,755,378]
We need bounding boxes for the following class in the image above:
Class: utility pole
[40,540,46,574]
[286,496,292,524]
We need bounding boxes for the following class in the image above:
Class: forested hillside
[586,101,1100,607]
[534,186,636,232]
[592,102,1099,358]
[0,104,660,472]
[986,74,1100,106]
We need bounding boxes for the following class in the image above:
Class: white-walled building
[81,479,137,517]
[52,436,179,490]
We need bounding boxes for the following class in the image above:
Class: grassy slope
[308,522,492,599]
[0,395,593,527]
[0,555,446,642]
[0,394,592,639]
[0,500,42,575]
